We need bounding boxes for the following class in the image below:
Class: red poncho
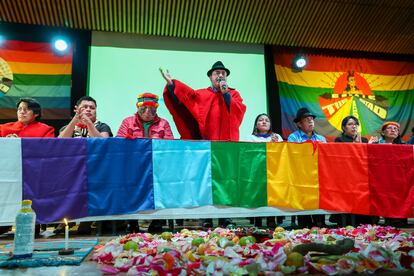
[163,80,246,141]
[0,121,55,137]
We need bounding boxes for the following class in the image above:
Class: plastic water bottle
[13,199,36,259]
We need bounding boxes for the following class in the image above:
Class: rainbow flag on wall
[0,40,72,120]
[274,51,414,141]
[1,139,413,224]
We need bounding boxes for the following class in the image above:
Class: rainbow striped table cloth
[0,138,413,225]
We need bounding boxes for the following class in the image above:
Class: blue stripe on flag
[86,138,154,216]
[152,139,212,209]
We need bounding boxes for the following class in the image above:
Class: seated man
[288,107,326,228]
[117,93,174,232]
[288,107,326,143]
[59,96,112,138]
[57,96,112,234]
[117,93,173,139]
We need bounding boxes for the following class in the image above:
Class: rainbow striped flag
[1,139,413,224]
[0,40,72,120]
[275,51,414,141]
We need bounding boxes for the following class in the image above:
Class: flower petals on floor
[91,225,414,275]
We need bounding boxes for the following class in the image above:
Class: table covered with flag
[0,138,413,225]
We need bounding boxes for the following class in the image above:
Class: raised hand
[368,136,379,144]
[354,132,361,143]
[271,133,279,142]
[159,68,173,85]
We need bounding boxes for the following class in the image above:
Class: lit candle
[64,218,69,250]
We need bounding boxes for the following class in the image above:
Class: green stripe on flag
[13,74,72,86]
[278,82,332,102]
[8,85,71,97]
[0,96,70,108]
[373,89,414,107]
[211,142,267,208]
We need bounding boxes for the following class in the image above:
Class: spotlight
[292,55,307,72]
[52,38,70,54]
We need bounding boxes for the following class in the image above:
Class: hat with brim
[207,61,230,77]
[136,93,159,108]
[293,107,316,123]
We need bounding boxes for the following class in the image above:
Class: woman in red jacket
[0,98,54,138]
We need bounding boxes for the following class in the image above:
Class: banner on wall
[274,51,414,141]
[0,40,72,120]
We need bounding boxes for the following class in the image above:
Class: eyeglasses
[138,106,156,115]
[385,126,399,131]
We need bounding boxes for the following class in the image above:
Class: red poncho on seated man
[0,98,54,138]
[161,61,246,141]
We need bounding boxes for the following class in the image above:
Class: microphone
[218,77,227,90]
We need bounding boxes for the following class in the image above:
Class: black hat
[293,107,316,123]
[207,61,230,77]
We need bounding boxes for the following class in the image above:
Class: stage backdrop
[275,51,414,141]
[0,39,73,120]
[88,32,267,141]
[1,138,413,224]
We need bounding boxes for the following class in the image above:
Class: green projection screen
[88,32,267,140]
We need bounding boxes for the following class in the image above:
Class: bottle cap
[22,199,32,205]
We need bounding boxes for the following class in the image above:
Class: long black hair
[252,113,272,135]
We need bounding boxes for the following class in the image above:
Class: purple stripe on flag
[22,138,88,223]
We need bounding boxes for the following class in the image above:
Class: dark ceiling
[1,0,413,55]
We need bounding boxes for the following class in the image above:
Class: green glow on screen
[88,33,267,140]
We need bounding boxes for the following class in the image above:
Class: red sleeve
[162,120,174,139]
[116,117,130,137]
[163,80,202,139]
[0,122,22,137]
[44,126,55,137]
[229,89,247,131]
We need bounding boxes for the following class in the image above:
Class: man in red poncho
[161,61,246,141]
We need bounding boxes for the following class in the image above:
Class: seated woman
[370,121,405,144]
[370,121,407,227]
[331,116,376,226]
[0,98,54,235]
[249,113,283,228]
[0,98,54,138]
[250,113,283,142]
[334,115,368,143]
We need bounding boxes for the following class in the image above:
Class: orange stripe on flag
[266,143,319,210]
[8,62,72,75]
[318,143,370,215]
